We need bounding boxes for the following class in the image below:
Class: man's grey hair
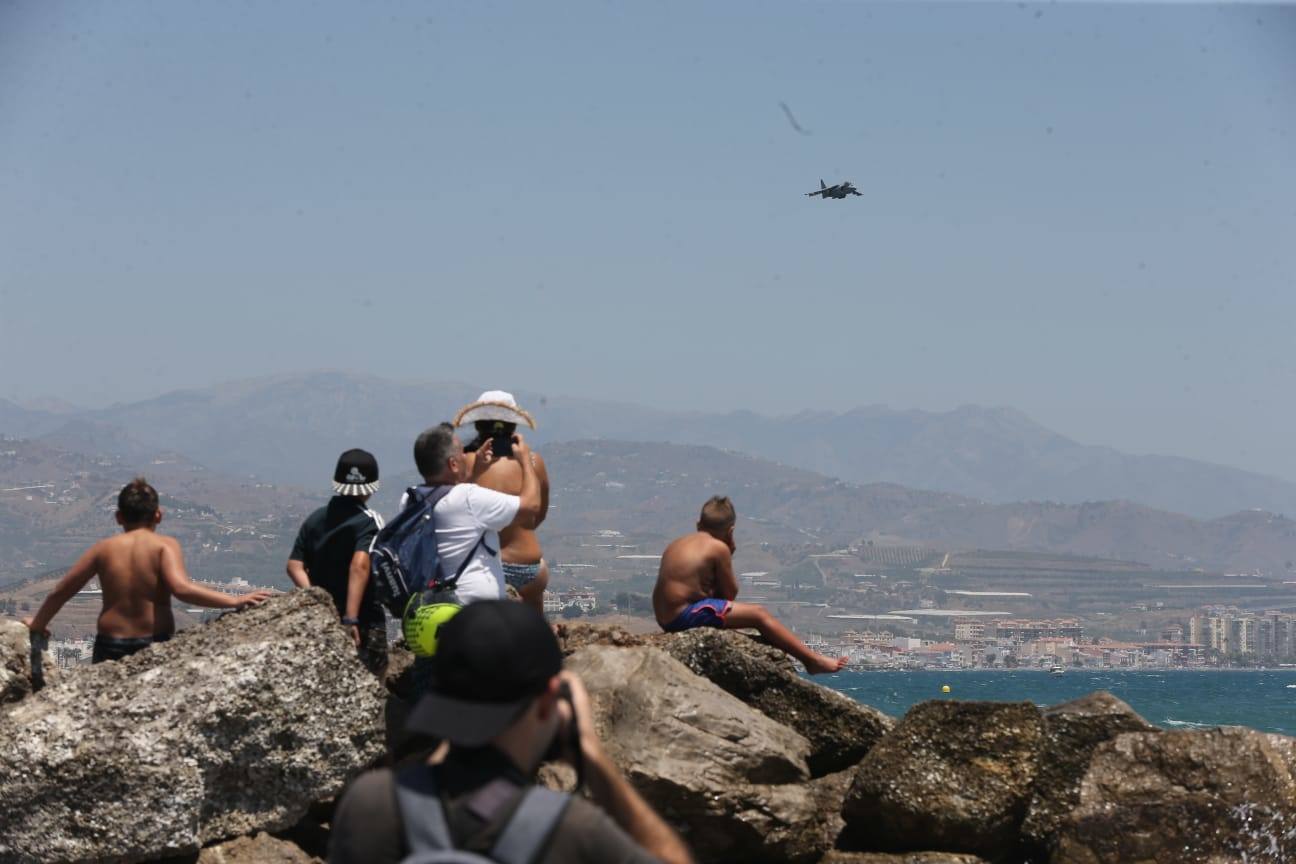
[414,422,456,479]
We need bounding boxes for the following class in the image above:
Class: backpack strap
[395,764,454,854]
[489,787,570,864]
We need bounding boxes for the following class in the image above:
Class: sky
[1,1,1294,478]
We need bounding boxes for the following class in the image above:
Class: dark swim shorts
[662,598,732,633]
[92,632,171,664]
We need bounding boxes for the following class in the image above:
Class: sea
[824,669,1296,735]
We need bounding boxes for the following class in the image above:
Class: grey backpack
[396,765,570,864]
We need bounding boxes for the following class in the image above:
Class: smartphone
[491,423,514,459]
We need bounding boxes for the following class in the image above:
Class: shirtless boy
[456,391,551,612]
[652,496,848,675]
[24,478,273,663]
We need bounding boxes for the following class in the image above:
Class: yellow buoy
[941,684,951,694]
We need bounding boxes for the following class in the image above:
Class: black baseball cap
[406,601,564,746]
[333,448,380,496]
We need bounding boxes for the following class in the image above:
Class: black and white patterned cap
[332,448,380,496]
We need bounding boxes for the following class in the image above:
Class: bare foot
[805,654,849,675]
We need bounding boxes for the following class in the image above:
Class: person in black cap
[286,448,388,674]
[328,601,692,864]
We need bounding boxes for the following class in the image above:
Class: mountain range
[4,371,1294,519]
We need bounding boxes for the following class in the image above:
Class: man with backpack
[328,600,693,864]
[286,448,388,674]
[370,422,541,634]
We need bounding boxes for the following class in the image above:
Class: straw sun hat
[452,390,537,430]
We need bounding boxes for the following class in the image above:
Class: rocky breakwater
[0,589,386,864]
[558,624,1296,863]
[2,610,1294,863]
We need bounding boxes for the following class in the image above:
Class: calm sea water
[823,669,1296,735]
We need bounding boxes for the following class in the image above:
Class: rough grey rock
[0,589,386,864]
[821,853,990,864]
[568,644,844,862]
[1020,691,1157,859]
[1053,727,1296,864]
[842,700,1044,862]
[1,618,56,705]
[656,627,893,776]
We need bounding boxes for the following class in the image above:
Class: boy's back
[652,531,732,626]
[94,530,179,639]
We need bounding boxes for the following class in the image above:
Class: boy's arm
[342,550,371,647]
[286,559,310,589]
[161,541,272,609]
[714,545,739,601]
[26,544,100,635]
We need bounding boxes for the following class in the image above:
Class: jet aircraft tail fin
[820,179,826,189]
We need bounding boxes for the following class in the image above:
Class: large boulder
[1,618,56,704]
[842,700,1044,862]
[0,589,387,864]
[568,644,845,862]
[656,628,893,776]
[1053,727,1296,863]
[1020,691,1156,860]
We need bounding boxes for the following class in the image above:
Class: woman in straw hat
[456,391,551,613]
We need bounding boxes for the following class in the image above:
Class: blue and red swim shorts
[662,598,732,633]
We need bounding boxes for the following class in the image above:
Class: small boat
[1049,664,1065,676]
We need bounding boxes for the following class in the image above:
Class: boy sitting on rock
[25,478,272,663]
[652,496,847,674]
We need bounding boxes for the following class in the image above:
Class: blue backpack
[370,485,484,618]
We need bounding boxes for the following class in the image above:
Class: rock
[821,853,990,864]
[568,644,810,787]
[842,700,1044,861]
[569,644,846,862]
[1,618,56,705]
[0,589,387,864]
[656,628,893,776]
[556,621,649,654]
[1053,726,1296,863]
[1020,691,1156,860]
[193,833,320,864]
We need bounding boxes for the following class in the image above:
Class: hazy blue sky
[1,2,1294,477]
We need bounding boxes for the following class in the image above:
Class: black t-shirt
[328,748,659,864]
[290,496,384,626]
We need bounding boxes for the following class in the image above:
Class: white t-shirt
[404,484,520,605]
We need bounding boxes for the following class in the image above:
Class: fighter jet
[805,179,861,200]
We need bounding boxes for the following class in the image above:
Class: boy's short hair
[118,477,159,524]
[414,422,457,479]
[698,496,736,533]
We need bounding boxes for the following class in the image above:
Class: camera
[491,422,514,459]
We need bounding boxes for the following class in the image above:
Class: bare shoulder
[155,533,183,553]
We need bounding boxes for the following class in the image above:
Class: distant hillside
[7,371,1296,518]
[541,440,1296,574]
[5,430,1296,579]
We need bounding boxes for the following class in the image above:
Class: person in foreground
[653,496,848,674]
[456,390,552,613]
[328,601,693,864]
[24,477,273,663]
[287,448,388,674]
